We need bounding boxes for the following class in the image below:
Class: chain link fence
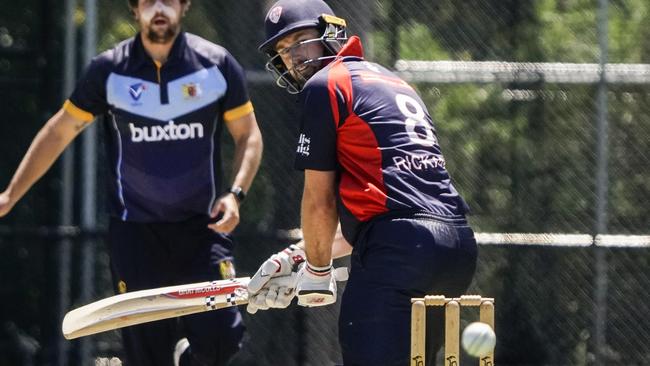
[1,0,650,365]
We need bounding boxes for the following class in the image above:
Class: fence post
[78,0,98,363]
[56,0,77,365]
[593,0,610,363]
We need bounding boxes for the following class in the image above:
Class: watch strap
[229,186,246,202]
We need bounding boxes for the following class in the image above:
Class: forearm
[4,111,79,203]
[301,188,338,267]
[230,125,263,192]
[293,225,352,259]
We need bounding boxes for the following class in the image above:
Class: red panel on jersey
[337,114,389,221]
[327,58,389,222]
[327,60,352,126]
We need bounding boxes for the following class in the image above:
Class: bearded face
[275,29,324,87]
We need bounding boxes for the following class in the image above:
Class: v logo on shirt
[129,83,146,101]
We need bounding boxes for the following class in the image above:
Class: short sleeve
[294,76,338,171]
[65,55,111,121]
[221,52,253,122]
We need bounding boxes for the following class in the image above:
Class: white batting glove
[248,244,305,295]
[246,288,270,314]
[246,271,300,314]
[296,262,349,307]
[247,245,304,315]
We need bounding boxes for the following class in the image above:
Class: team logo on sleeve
[182,82,202,100]
[128,83,146,102]
[297,133,311,156]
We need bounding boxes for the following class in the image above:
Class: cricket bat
[62,276,288,340]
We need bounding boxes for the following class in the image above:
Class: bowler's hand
[208,193,240,233]
[0,191,14,218]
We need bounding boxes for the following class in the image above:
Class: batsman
[246,0,479,365]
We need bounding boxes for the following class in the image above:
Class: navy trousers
[108,216,244,366]
[339,215,478,366]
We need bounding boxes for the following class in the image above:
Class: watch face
[230,186,245,201]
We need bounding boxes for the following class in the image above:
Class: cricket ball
[461,322,496,357]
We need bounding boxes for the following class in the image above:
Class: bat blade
[62,277,250,340]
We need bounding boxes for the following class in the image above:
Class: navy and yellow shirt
[295,36,468,242]
[64,32,253,222]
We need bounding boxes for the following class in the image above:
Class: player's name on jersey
[392,153,446,172]
[129,121,204,142]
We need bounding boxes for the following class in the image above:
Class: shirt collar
[336,36,364,59]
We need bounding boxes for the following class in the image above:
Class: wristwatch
[229,186,246,203]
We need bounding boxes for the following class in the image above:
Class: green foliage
[397,22,450,60]
[536,0,599,62]
[609,0,650,62]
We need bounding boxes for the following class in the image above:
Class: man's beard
[292,61,321,86]
[145,23,178,44]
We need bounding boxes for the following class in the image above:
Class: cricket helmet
[259,0,348,94]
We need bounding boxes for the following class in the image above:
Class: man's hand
[208,193,240,233]
[0,191,14,218]
[248,244,306,293]
[247,244,305,297]
[296,263,348,307]
[246,245,305,314]
[246,263,349,313]
[246,271,300,314]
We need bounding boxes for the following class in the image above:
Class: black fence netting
[1,1,649,365]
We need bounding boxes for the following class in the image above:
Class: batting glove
[296,262,349,307]
[247,245,305,314]
[246,271,300,314]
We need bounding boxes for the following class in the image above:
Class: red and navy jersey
[295,36,468,242]
[63,32,253,222]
